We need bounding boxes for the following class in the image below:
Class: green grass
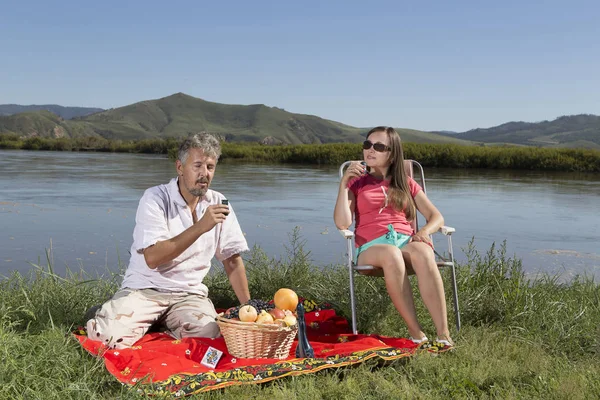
[215,142,600,172]
[1,231,599,399]
[1,135,599,171]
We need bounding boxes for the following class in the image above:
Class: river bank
[1,135,599,172]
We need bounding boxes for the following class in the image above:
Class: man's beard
[188,188,206,197]
[186,179,209,197]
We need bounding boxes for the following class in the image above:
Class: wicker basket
[216,314,298,359]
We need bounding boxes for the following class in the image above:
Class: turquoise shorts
[355,224,411,263]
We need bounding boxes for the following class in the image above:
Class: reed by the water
[1,134,598,172]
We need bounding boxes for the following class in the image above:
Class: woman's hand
[410,231,433,248]
[341,161,366,184]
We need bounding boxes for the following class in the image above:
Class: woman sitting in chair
[333,126,453,351]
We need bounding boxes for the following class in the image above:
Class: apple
[238,305,258,322]
[269,308,286,320]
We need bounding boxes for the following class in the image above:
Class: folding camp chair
[338,160,461,334]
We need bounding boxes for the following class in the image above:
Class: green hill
[0,104,103,119]
[78,93,364,143]
[0,93,471,145]
[448,114,600,149]
[0,111,101,139]
[2,95,598,148]
[391,127,472,145]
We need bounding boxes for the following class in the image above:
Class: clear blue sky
[1,0,598,131]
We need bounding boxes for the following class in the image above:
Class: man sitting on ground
[87,132,250,349]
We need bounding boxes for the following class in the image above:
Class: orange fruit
[273,288,299,311]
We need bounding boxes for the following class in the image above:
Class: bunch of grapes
[223,298,274,319]
[246,299,274,313]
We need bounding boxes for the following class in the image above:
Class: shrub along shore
[1,134,599,172]
[1,233,599,399]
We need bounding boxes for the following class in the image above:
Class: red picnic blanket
[74,309,417,396]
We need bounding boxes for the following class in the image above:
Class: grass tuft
[1,231,599,399]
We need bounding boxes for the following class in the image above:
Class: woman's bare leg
[402,242,451,341]
[357,244,426,340]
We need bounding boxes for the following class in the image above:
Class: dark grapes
[223,307,239,319]
[246,299,274,313]
[222,299,274,319]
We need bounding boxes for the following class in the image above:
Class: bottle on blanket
[295,303,315,358]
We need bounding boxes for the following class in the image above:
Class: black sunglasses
[363,140,391,152]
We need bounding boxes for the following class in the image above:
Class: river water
[1,150,598,280]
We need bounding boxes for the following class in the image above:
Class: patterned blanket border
[129,346,412,396]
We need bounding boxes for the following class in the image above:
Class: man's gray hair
[177,132,222,164]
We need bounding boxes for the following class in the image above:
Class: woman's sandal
[427,338,454,354]
[409,336,431,350]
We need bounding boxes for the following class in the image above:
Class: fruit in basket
[272,319,287,327]
[274,288,299,311]
[256,310,274,324]
[223,306,238,319]
[222,299,274,320]
[269,307,286,320]
[238,305,258,322]
[283,314,297,327]
[246,299,274,313]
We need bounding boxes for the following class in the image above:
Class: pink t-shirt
[348,174,422,247]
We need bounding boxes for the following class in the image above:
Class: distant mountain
[432,130,459,135]
[2,96,598,148]
[0,93,471,145]
[447,114,600,149]
[0,104,103,119]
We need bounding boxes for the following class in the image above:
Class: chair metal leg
[345,230,460,334]
[347,237,358,334]
[447,235,461,331]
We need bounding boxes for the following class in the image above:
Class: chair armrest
[439,226,456,235]
[339,229,355,239]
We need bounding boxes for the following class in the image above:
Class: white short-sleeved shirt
[120,177,249,296]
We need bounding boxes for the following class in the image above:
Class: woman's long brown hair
[366,126,416,221]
